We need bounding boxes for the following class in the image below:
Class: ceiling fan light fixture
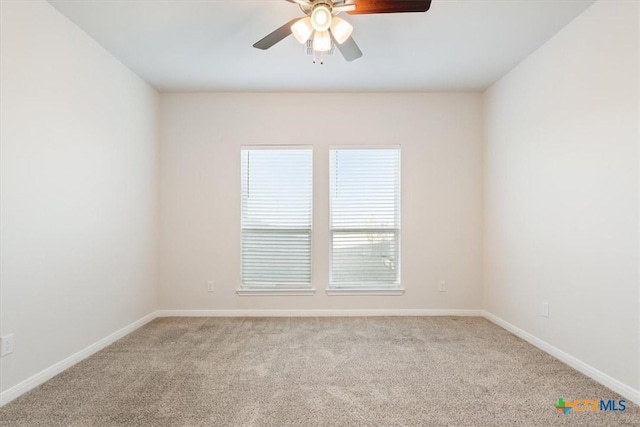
[291,17,313,43]
[313,30,332,52]
[329,16,353,44]
[311,5,332,32]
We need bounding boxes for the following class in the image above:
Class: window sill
[326,288,405,296]
[236,288,316,296]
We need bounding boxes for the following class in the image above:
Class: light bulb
[313,30,331,52]
[291,17,313,44]
[311,5,332,32]
[329,16,353,45]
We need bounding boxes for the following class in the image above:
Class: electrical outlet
[207,281,214,293]
[541,302,549,318]
[1,334,14,357]
[438,280,446,292]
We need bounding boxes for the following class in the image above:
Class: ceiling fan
[253,0,432,63]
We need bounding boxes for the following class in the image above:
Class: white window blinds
[241,147,313,289]
[330,148,401,288]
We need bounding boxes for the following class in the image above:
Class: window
[240,147,313,293]
[329,147,401,292]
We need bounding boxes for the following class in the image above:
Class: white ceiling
[47,0,595,93]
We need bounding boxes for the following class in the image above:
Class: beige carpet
[0,317,637,426]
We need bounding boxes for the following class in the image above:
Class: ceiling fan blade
[332,4,357,13]
[333,35,363,62]
[286,0,313,6]
[253,19,299,50]
[348,0,431,15]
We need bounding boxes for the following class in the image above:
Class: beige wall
[0,0,159,393]
[159,93,483,311]
[483,0,639,390]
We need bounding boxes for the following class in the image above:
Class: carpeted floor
[0,317,637,426]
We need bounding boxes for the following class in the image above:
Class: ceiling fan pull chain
[312,50,325,65]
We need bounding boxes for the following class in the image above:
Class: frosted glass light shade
[330,16,353,45]
[313,30,332,52]
[311,5,332,32]
[291,17,313,44]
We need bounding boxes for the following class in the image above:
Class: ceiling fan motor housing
[299,1,337,17]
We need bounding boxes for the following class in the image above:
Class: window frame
[237,145,315,296]
[327,146,403,295]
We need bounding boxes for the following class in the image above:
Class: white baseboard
[0,311,158,407]
[157,309,483,317]
[482,311,640,406]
